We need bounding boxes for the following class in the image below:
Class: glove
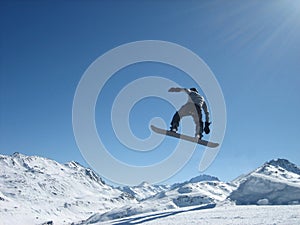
[204,122,211,134]
[168,87,182,92]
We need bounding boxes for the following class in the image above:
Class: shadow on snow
[111,203,216,225]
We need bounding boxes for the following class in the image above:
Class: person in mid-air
[169,87,211,139]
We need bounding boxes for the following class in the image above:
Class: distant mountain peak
[189,174,219,183]
[264,158,300,175]
[138,181,150,187]
[11,152,26,158]
[170,174,220,190]
[66,160,84,169]
[12,152,21,156]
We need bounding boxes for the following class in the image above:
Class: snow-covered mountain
[0,153,137,225]
[78,158,300,224]
[117,175,220,202]
[118,182,170,201]
[170,174,219,189]
[1,153,300,225]
[79,175,235,224]
[229,158,300,205]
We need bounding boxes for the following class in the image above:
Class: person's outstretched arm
[168,87,190,93]
[202,101,210,122]
[202,101,211,134]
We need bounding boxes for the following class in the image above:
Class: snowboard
[151,125,219,148]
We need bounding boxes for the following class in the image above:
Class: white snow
[80,204,300,225]
[1,154,300,225]
[118,182,170,201]
[230,159,300,205]
[75,180,235,224]
[0,153,137,225]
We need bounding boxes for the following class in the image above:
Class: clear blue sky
[1,0,300,185]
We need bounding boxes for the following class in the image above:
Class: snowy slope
[229,159,300,205]
[0,153,137,225]
[1,153,300,225]
[77,158,300,224]
[77,178,235,224]
[97,204,300,225]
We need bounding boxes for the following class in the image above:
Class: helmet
[190,88,198,93]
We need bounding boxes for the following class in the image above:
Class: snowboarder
[169,87,211,139]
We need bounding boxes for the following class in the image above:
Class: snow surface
[95,204,300,225]
[1,154,300,225]
[76,180,234,224]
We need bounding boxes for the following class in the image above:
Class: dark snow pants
[170,102,203,136]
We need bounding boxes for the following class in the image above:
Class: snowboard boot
[170,127,177,133]
[195,134,203,140]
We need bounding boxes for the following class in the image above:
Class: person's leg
[193,104,203,138]
[170,111,180,131]
[170,104,190,131]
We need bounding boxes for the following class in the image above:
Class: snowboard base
[151,125,219,148]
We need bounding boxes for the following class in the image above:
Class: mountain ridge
[1,153,300,225]
[0,153,137,225]
[261,158,300,175]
